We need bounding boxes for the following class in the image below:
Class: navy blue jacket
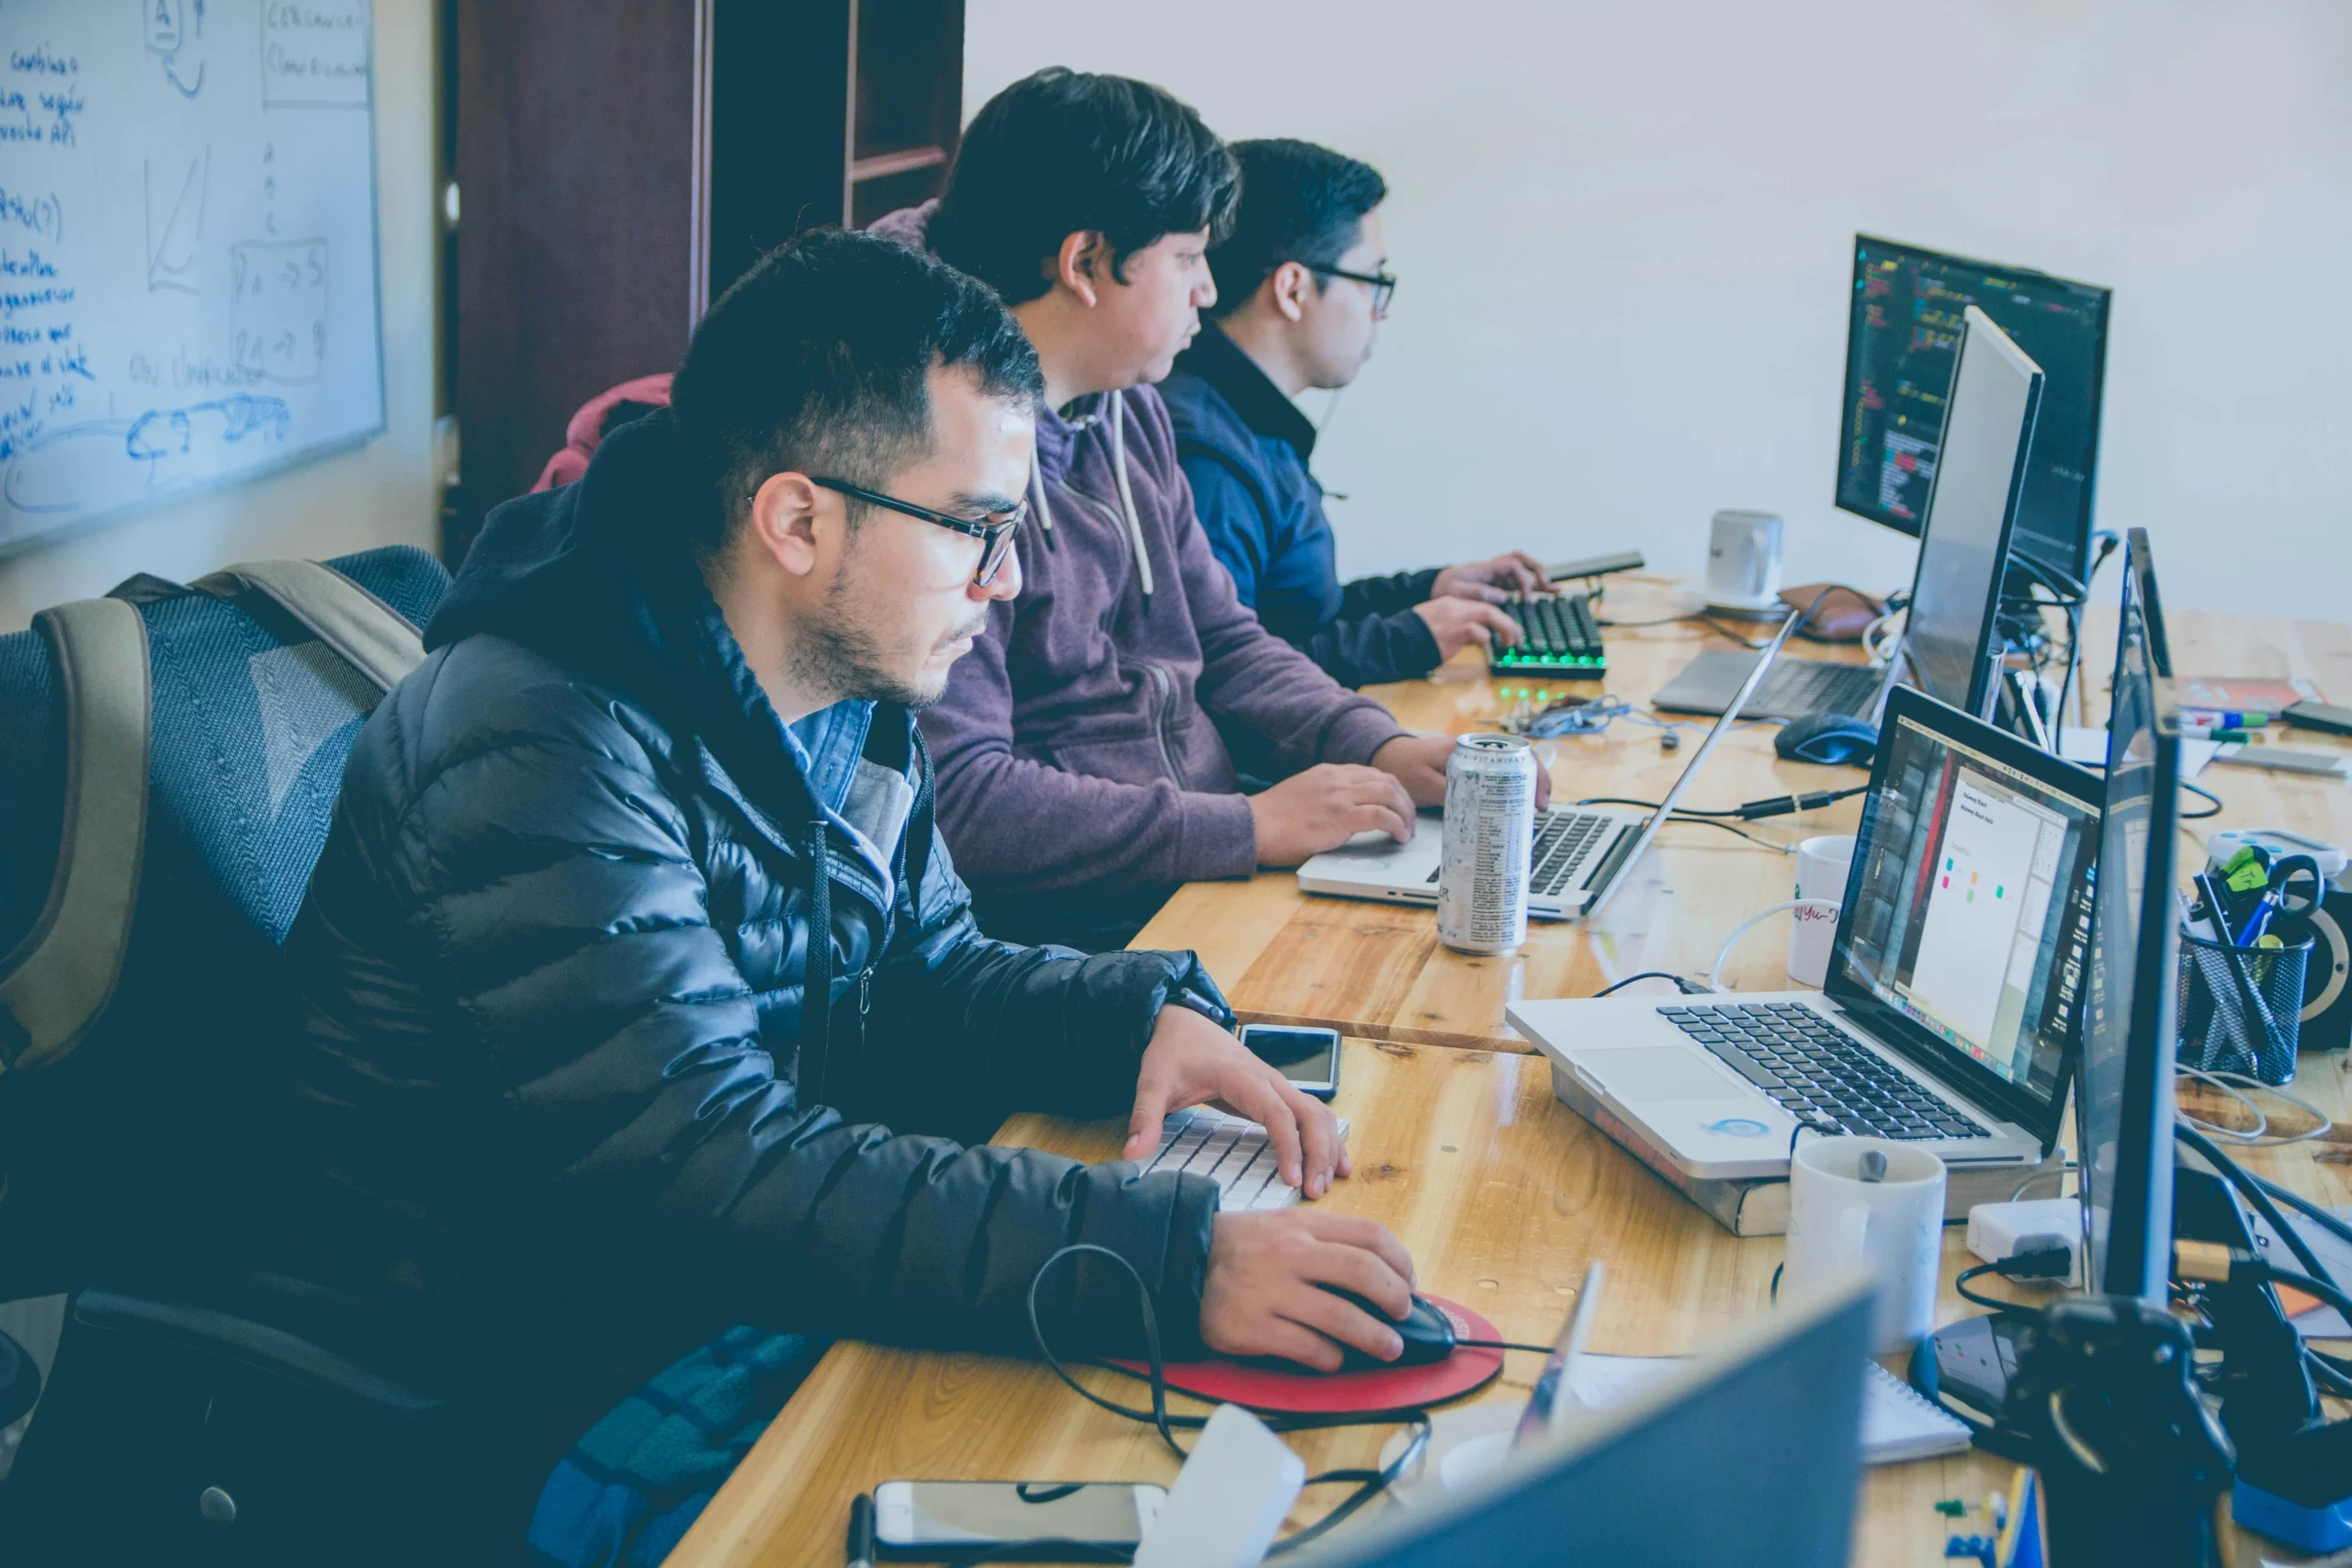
[1160,321,1442,689]
[282,412,1224,1488]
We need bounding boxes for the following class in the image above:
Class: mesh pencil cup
[2177,923,2310,1086]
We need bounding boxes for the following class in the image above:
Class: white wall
[0,1,438,631]
[968,0,2352,618]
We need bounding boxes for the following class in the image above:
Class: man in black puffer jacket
[280,230,1417,1544]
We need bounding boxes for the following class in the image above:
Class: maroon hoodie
[869,203,1405,931]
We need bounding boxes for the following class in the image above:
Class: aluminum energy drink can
[1437,733,1538,955]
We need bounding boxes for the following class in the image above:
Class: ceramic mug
[1788,834,1856,987]
[1784,1136,1946,1353]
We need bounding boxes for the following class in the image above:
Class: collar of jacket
[431,412,905,883]
[1168,318,1318,462]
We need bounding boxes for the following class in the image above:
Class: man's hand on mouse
[1125,1006,1349,1197]
[1199,1211,1418,1371]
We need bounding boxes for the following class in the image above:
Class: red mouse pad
[1106,1296,1505,1414]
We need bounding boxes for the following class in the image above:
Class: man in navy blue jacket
[1160,140,1547,689]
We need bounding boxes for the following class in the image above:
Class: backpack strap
[192,558,426,694]
[0,599,153,1074]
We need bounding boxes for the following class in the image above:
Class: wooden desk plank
[678,1032,2346,1568]
[1142,587,2352,1055]
[1138,578,1878,1046]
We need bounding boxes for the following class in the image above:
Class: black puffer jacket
[281,413,1221,1467]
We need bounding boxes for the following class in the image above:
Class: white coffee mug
[1705,510,1784,609]
[1784,1136,1947,1353]
[1788,834,1856,987]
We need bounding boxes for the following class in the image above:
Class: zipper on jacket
[1142,660,1190,790]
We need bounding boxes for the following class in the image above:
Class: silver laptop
[1298,608,1809,922]
[1509,686,2096,1180]
[1657,303,2045,724]
[1291,1277,1872,1566]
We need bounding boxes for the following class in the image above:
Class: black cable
[1575,786,1868,821]
[1023,1245,1464,1553]
[2254,1174,2352,1249]
[944,1542,1134,1567]
[1028,1244,1198,1461]
[1656,817,1793,852]
[2175,1124,2338,1293]
[1954,1262,2014,1313]
[1694,613,1780,650]
[1265,1416,1430,1557]
[1453,1339,1560,1355]
[1593,971,1706,998]
[2182,780,2223,819]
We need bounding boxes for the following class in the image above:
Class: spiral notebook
[1566,1352,1971,1464]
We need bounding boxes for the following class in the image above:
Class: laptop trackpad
[1587,1048,1740,1100]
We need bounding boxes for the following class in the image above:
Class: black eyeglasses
[1307,264,1397,318]
[809,477,1025,586]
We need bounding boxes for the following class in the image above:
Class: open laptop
[1509,684,2095,1180]
[1655,304,2046,722]
[1291,1276,1871,1567]
[1298,606,1806,922]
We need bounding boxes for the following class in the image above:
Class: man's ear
[1046,230,1110,308]
[744,470,826,577]
[1266,260,1314,323]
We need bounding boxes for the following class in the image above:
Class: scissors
[2233,852,2327,946]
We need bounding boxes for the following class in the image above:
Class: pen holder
[2177,924,2310,1085]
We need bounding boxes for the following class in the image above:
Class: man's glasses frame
[1306,263,1397,318]
[809,477,1024,586]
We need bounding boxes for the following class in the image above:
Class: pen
[846,1492,876,1568]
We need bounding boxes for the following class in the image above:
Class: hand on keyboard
[1125,1006,1349,1197]
[1412,595,1522,660]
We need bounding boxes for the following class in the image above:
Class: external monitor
[1298,1279,1873,1567]
[2079,528,2182,1303]
[1898,305,2044,719]
[1837,235,2111,588]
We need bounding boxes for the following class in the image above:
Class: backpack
[0,549,448,1297]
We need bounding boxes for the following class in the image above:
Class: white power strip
[1965,1198,2083,1287]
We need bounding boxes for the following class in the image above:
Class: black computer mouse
[1316,1287,1458,1370]
[1776,711,1880,767]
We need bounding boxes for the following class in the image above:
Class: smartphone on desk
[2283,700,2352,738]
[1239,1022,1342,1100]
[872,1481,1166,1558]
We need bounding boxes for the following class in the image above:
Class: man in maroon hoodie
[875,70,1514,950]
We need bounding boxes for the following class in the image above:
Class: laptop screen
[1825,687,2099,1145]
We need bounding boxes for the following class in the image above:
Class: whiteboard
[0,0,383,555]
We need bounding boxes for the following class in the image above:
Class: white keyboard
[1140,1107,1351,1211]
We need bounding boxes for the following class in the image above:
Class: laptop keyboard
[1762,660,1883,717]
[1142,1107,1353,1210]
[1531,811,1616,896]
[1655,1003,1991,1141]
[1418,809,1620,898]
[1491,593,1606,676]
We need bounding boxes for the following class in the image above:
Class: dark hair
[669,227,1042,555]
[929,67,1239,307]
[1207,140,1387,320]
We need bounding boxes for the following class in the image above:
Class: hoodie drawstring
[1028,450,1057,546]
[1106,391,1155,604]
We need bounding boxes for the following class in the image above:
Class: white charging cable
[1706,898,1841,990]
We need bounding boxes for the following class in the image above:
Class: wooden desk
[1140,580,2352,1053]
[673,581,2352,1568]
[1138,576,1880,1049]
[672,1038,2349,1568]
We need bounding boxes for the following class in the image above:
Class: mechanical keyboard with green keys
[1489,592,1606,677]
